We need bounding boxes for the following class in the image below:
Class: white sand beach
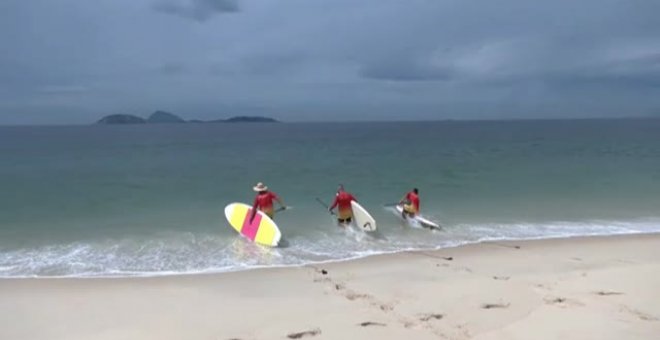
[1,234,659,340]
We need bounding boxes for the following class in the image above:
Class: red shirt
[406,192,420,212]
[329,191,356,211]
[253,192,279,210]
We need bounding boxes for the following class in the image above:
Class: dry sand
[1,234,659,340]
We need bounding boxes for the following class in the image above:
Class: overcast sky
[1,0,659,124]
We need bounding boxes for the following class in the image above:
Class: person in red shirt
[328,184,357,225]
[399,188,420,219]
[250,182,286,221]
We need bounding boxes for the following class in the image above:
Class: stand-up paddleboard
[351,201,377,232]
[394,205,441,230]
[224,203,282,247]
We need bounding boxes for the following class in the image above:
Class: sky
[1,0,659,124]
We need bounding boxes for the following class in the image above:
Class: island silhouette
[96,111,279,124]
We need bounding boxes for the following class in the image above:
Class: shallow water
[1,119,659,277]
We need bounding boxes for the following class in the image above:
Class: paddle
[315,197,336,215]
[274,206,292,213]
[249,205,291,223]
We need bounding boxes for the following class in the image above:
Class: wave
[1,218,659,278]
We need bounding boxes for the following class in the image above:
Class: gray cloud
[1,0,660,124]
[359,59,452,82]
[159,62,187,76]
[152,0,239,22]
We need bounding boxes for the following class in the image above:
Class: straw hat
[253,182,268,192]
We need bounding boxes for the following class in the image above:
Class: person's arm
[272,192,285,209]
[250,196,258,222]
[328,195,339,211]
[399,193,407,204]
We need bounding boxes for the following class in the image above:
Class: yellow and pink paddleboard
[224,203,282,247]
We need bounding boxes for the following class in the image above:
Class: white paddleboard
[350,201,377,232]
[394,205,441,230]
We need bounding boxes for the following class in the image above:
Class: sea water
[1,119,659,277]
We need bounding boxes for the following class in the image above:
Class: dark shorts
[338,217,352,224]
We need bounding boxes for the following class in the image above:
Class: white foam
[1,218,659,278]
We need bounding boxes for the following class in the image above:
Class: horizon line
[0,115,658,127]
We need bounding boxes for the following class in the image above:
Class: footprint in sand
[543,296,584,307]
[454,266,473,273]
[345,291,372,301]
[595,291,624,296]
[481,303,510,309]
[358,321,387,327]
[493,276,510,281]
[313,269,397,315]
[621,306,659,322]
[547,297,566,304]
[378,303,394,312]
[310,267,332,283]
[287,328,321,339]
[418,313,444,322]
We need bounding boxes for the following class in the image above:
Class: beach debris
[287,328,321,339]
[358,321,387,327]
[442,256,453,261]
[481,303,510,309]
[418,313,444,321]
[321,269,328,275]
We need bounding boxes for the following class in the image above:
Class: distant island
[147,111,186,124]
[97,114,147,124]
[96,111,279,125]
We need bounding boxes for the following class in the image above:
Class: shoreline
[1,232,658,280]
[2,233,659,339]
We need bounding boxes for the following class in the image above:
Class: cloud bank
[1,0,659,124]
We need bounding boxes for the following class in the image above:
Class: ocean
[1,119,659,277]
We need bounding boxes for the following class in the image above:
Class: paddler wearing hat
[250,182,286,221]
